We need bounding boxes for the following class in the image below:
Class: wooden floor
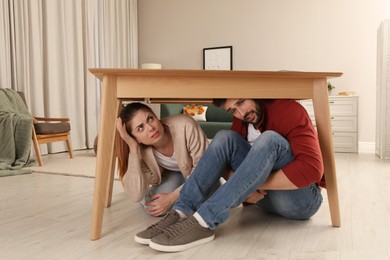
[1,153,390,260]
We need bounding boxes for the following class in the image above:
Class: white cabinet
[300,96,359,153]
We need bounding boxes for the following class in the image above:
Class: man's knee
[212,130,241,146]
[258,130,281,140]
[214,130,237,139]
[252,131,284,148]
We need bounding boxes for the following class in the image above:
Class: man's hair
[213,98,263,111]
[212,99,227,107]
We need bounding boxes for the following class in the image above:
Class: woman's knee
[153,171,185,194]
[164,171,186,186]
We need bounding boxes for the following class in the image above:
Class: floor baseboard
[358,141,375,153]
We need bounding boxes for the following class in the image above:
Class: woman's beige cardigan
[122,114,209,202]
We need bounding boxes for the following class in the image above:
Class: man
[135,98,324,252]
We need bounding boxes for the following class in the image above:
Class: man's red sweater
[231,99,325,188]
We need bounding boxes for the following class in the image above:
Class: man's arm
[268,100,324,188]
[244,170,299,204]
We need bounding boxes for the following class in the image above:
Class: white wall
[138,0,390,146]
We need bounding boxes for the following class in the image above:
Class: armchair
[32,116,73,166]
[17,92,73,166]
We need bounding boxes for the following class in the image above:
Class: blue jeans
[173,130,323,230]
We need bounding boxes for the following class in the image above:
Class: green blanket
[0,89,34,177]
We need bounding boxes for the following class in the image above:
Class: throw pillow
[183,104,207,122]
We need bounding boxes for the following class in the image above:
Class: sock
[193,212,210,229]
[175,209,186,219]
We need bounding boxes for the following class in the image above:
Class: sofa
[160,104,233,139]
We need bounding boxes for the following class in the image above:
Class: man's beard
[243,101,262,125]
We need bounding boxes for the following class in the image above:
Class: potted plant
[327,82,335,95]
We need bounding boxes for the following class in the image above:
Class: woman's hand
[116,117,139,152]
[244,189,267,204]
[145,193,177,217]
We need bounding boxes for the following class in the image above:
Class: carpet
[0,168,32,177]
[29,149,104,178]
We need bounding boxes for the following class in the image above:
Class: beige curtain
[0,0,12,89]
[0,0,138,154]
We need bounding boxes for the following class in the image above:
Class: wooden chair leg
[66,138,73,159]
[32,129,43,166]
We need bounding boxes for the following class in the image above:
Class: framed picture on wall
[203,46,233,70]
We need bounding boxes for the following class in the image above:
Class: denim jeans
[173,130,323,230]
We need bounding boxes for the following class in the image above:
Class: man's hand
[244,189,267,204]
[145,193,178,217]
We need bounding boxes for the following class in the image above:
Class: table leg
[312,78,341,227]
[104,103,123,208]
[91,76,119,240]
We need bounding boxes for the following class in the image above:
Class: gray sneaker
[134,210,181,245]
[149,215,215,252]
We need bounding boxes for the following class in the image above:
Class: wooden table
[89,68,342,240]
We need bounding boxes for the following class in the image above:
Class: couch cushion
[205,105,233,122]
[161,104,233,122]
[198,122,232,139]
[160,104,183,118]
[160,104,233,138]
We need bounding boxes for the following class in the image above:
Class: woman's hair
[116,102,155,180]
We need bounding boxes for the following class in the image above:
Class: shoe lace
[146,212,176,231]
[161,217,195,239]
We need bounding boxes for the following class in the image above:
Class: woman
[116,102,209,216]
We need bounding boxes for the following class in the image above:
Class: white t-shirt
[247,123,261,146]
[152,149,181,172]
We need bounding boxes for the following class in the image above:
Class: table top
[89,68,343,101]
[89,68,342,81]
